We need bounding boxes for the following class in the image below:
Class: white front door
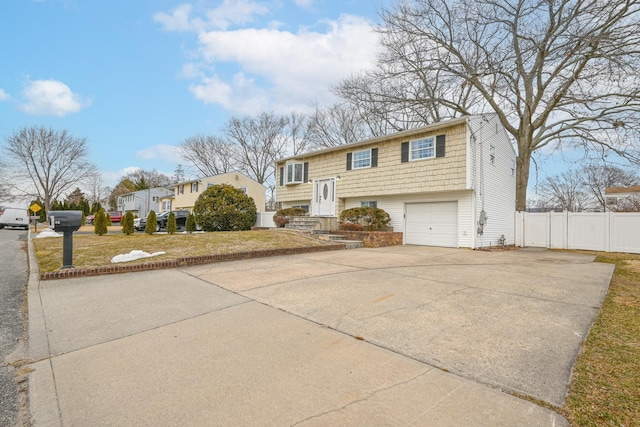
[313,178,336,216]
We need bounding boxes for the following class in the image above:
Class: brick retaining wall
[335,231,403,248]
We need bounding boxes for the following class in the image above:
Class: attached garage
[405,202,458,247]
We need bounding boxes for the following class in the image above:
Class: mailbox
[48,210,83,232]
[47,210,83,268]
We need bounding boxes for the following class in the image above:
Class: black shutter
[303,162,309,183]
[436,134,446,158]
[401,142,409,163]
[371,148,378,167]
[346,153,352,170]
[279,167,284,186]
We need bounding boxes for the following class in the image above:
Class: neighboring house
[605,186,640,211]
[275,114,517,248]
[160,172,266,212]
[117,187,174,218]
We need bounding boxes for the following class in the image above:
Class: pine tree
[105,212,112,226]
[186,212,196,233]
[122,212,135,235]
[94,209,108,236]
[145,210,157,234]
[167,212,177,234]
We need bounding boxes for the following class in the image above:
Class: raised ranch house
[117,187,174,219]
[276,114,516,248]
[159,172,266,213]
[605,186,640,211]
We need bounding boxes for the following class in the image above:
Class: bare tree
[84,172,109,206]
[537,169,592,211]
[177,135,238,177]
[284,112,312,156]
[583,163,640,210]
[3,126,97,211]
[307,103,372,149]
[335,0,640,210]
[224,112,288,185]
[123,168,172,189]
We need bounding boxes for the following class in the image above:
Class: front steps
[284,216,363,249]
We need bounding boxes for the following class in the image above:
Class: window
[353,149,371,169]
[489,145,496,165]
[191,182,199,193]
[410,137,435,160]
[162,201,172,211]
[239,187,247,194]
[285,162,306,184]
[207,182,216,188]
[178,185,184,195]
[361,201,377,208]
[606,197,618,205]
[292,205,309,213]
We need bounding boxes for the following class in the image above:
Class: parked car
[155,210,191,231]
[86,211,123,224]
[134,216,146,231]
[0,208,30,230]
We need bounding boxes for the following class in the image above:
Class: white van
[0,208,30,230]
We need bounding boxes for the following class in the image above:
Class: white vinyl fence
[254,211,277,228]
[515,211,640,254]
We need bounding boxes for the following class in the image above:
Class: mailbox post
[48,210,83,268]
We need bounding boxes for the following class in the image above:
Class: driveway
[27,245,614,426]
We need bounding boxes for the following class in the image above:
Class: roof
[172,171,264,188]
[605,186,640,195]
[277,115,472,163]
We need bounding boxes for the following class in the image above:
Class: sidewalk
[26,241,614,426]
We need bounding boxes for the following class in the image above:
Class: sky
[0,0,389,188]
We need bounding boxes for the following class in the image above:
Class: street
[0,228,29,426]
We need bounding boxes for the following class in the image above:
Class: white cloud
[0,88,9,101]
[135,144,181,162]
[20,79,91,116]
[189,14,379,114]
[293,0,314,8]
[154,0,269,32]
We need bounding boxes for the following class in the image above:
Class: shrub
[273,207,307,228]
[193,184,257,231]
[121,211,135,235]
[105,213,112,226]
[339,207,391,231]
[94,209,108,236]
[167,212,177,234]
[145,210,157,234]
[186,212,196,233]
[339,222,365,231]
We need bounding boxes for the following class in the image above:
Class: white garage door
[405,202,458,247]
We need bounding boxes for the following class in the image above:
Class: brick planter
[333,231,403,248]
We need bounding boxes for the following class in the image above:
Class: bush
[105,213,112,226]
[186,212,196,233]
[94,209,108,236]
[339,207,391,231]
[339,222,365,231]
[273,207,307,228]
[193,184,257,232]
[167,212,177,234]
[145,210,157,234]
[122,211,135,235]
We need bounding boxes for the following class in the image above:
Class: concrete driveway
[27,245,614,426]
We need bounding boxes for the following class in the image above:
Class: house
[116,187,174,218]
[159,172,266,213]
[275,114,517,248]
[605,186,640,211]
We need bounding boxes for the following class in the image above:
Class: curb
[39,243,347,280]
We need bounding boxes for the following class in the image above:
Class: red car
[86,211,123,224]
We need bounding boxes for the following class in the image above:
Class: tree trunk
[516,150,531,212]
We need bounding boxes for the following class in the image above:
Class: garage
[405,202,458,247]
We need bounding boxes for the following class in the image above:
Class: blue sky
[0,0,389,187]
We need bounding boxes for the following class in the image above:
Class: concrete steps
[313,232,364,249]
[284,216,363,249]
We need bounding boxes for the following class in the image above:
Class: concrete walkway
[26,244,614,426]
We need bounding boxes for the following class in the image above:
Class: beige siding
[276,123,468,204]
[170,172,266,212]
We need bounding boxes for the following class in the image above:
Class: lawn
[565,252,640,426]
[32,227,332,273]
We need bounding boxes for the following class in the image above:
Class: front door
[313,178,336,216]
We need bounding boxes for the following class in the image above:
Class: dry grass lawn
[32,227,331,273]
[565,252,640,426]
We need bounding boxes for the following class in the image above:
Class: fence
[515,211,640,254]
[254,211,277,228]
